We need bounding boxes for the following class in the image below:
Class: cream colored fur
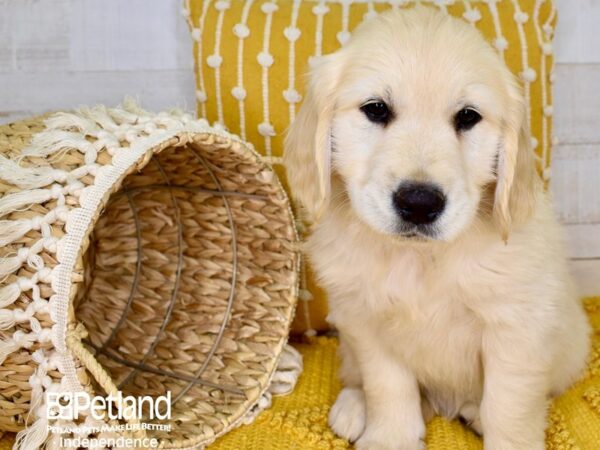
[284,7,590,450]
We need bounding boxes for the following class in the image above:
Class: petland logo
[47,391,171,421]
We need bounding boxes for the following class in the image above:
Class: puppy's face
[332,31,505,241]
[285,8,535,242]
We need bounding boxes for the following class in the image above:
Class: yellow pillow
[185,0,557,334]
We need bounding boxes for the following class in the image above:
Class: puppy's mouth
[396,225,438,241]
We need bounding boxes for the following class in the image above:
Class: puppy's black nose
[392,182,446,225]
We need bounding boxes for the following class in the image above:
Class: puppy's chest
[376,299,482,392]
[315,234,483,391]
[353,252,482,393]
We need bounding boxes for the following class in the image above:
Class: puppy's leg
[338,330,424,450]
[337,333,363,387]
[329,386,367,442]
[458,402,482,436]
[480,327,548,450]
[420,395,436,424]
[329,334,367,442]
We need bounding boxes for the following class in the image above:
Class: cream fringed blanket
[0,101,301,449]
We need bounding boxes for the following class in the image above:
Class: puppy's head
[284,7,538,242]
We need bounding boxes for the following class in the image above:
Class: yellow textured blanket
[1,298,598,449]
[209,297,600,450]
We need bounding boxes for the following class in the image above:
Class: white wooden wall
[0,0,196,122]
[552,0,600,295]
[0,0,599,294]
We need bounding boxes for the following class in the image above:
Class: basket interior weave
[73,136,298,445]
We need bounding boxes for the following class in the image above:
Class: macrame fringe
[21,130,93,159]
[0,219,34,246]
[298,288,314,302]
[0,188,55,218]
[12,350,51,450]
[0,283,21,308]
[0,338,20,365]
[43,111,101,135]
[242,344,303,425]
[242,392,273,425]
[28,350,49,419]
[107,106,141,125]
[0,309,17,330]
[0,252,25,279]
[0,330,36,365]
[75,105,120,133]
[0,155,60,189]
[269,344,303,395]
[14,414,47,450]
[21,99,154,162]
[121,96,149,115]
[0,242,46,279]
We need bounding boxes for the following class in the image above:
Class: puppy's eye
[360,101,391,125]
[454,107,482,132]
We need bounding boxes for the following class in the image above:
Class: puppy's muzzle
[392,182,446,225]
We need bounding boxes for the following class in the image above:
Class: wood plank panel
[1,0,70,72]
[554,0,600,64]
[562,224,600,259]
[68,0,193,72]
[553,64,600,145]
[551,143,600,224]
[0,0,14,72]
[570,259,600,297]
[0,70,196,124]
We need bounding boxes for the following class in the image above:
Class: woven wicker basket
[0,102,301,449]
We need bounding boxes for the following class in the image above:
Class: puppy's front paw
[328,387,366,442]
[484,439,544,450]
[355,433,425,450]
[484,436,544,450]
[355,415,425,450]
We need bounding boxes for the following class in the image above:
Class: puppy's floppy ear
[493,76,539,240]
[284,55,340,220]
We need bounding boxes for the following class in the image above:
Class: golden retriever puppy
[284,7,590,450]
